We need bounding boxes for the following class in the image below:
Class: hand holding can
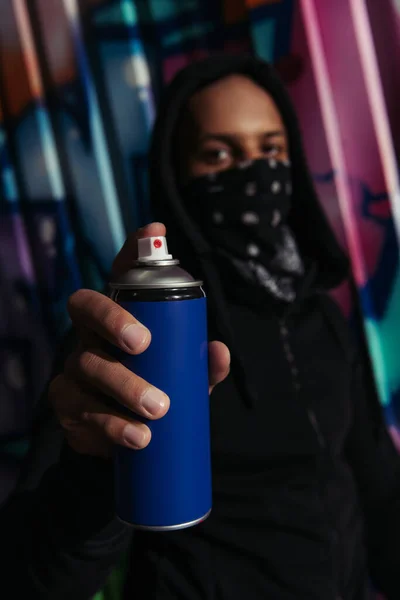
[48,223,230,525]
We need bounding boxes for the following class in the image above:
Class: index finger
[68,290,150,354]
[112,222,166,277]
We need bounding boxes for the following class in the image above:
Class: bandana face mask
[183,158,304,302]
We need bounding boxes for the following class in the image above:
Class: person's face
[180,74,289,181]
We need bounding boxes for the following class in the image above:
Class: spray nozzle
[137,236,173,262]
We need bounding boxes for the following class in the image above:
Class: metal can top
[109,235,203,290]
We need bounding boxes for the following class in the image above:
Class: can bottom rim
[116,508,211,531]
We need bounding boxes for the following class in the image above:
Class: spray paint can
[109,235,211,530]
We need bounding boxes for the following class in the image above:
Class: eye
[261,143,281,157]
[199,147,232,165]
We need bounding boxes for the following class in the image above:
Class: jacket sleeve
[0,329,133,600]
[345,347,400,599]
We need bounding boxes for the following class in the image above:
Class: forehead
[187,74,284,135]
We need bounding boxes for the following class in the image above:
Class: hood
[148,54,349,408]
[149,53,349,290]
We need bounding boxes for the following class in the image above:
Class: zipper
[279,317,326,448]
[279,316,344,598]
[279,319,301,392]
[307,408,326,449]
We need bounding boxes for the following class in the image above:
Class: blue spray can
[109,235,211,530]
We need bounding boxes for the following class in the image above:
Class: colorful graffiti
[292,0,400,436]
[1,0,399,596]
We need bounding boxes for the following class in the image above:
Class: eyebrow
[198,130,286,144]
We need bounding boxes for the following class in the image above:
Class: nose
[240,142,264,164]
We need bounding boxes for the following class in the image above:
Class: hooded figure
[126,54,396,600]
[3,55,400,600]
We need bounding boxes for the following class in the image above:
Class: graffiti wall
[291,0,400,447]
[1,3,400,595]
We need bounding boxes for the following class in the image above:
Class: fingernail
[141,387,168,417]
[123,424,148,449]
[122,324,149,352]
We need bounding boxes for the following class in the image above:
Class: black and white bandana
[183,158,304,302]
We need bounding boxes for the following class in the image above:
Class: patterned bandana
[183,158,304,302]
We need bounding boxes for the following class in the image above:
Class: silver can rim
[109,280,203,289]
[133,259,180,267]
[117,508,211,531]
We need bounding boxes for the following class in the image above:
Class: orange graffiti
[246,0,282,8]
[223,0,248,24]
[0,0,76,117]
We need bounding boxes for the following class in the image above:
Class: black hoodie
[3,55,400,600]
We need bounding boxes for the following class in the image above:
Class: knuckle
[67,289,92,315]
[77,349,102,377]
[118,370,141,402]
[102,416,122,441]
[120,376,154,415]
[58,414,76,431]
[102,304,133,337]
